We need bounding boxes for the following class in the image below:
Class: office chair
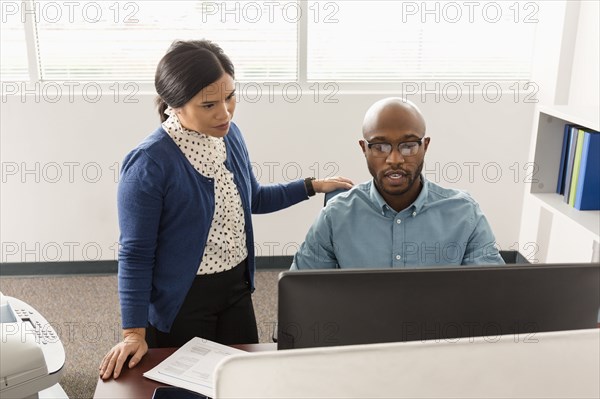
[323,188,349,206]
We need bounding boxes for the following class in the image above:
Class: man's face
[360,107,429,201]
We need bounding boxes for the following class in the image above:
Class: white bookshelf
[519,105,599,263]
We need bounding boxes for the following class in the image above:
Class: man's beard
[373,160,424,198]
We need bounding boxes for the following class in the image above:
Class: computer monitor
[277,263,600,350]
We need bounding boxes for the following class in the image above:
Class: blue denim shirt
[291,178,504,269]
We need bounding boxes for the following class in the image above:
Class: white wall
[1,0,589,266]
[568,0,600,106]
[517,0,600,263]
[1,89,533,263]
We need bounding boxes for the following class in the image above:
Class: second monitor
[277,263,600,350]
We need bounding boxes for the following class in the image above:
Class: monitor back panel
[277,263,600,349]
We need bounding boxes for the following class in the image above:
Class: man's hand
[99,327,148,380]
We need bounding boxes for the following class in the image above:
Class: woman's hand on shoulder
[99,327,148,380]
[312,176,354,194]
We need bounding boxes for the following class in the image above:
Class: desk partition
[215,329,600,399]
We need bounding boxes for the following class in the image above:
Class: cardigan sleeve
[117,149,164,329]
[249,173,309,214]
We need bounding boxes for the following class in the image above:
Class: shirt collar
[368,175,429,216]
[162,106,208,138]
[369,180,389,214]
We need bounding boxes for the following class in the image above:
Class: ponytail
[156,96,169,122]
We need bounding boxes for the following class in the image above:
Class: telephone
[0,291,67,398]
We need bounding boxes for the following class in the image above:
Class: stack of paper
[143,337,246,397]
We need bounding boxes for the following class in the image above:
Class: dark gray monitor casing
[277,263,600,350]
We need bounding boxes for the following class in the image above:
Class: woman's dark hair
[155,40,235,121]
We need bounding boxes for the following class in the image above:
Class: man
[291,97,504,269]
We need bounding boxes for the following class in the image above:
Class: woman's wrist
[304,177,316,197]
[123,327,146,340]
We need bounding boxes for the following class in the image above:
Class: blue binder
[556,124,573,194]
[574,130,600,211]
[562,126,580,203]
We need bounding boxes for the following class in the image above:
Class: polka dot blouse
[162,108,247,275]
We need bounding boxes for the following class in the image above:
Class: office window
[35,1,297,81]
[0,15,29,81]
[307,1,538,81]
[3,0,546,83]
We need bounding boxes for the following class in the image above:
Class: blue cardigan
[117,123,308,332]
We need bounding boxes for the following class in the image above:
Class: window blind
[0,15,30,81]
[35,1,297,81]
[4,1,544,83]
[307,1,538,81]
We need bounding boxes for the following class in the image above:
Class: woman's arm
[117,150,164,328]
[99,150,164,379]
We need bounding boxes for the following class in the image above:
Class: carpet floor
[0,270,281,399]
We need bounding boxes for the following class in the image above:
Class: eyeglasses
[362,138,426,158]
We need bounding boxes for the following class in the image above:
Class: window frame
[1,0,558,98]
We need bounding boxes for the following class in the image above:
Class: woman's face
[175,73,236,137]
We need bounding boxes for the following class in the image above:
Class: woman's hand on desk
[99,327,148,380]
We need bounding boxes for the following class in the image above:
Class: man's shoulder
[425,180,479,207]
[324,181,373,210]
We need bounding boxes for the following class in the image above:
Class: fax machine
[0,292,67,398]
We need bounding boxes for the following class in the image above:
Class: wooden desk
[93,343,276,398]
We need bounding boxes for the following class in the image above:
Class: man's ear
[423,137,431,152]
[358,139,367,156]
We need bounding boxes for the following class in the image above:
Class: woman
[99,40,353,379]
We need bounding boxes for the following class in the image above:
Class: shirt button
[396,255,401,260]
[396,219,401,224]
[412,211,417,217]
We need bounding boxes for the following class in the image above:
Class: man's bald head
[362,97,426,138]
